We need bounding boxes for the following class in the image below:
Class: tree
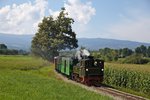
[31,8,78,61]
[135,45,147,57]
[122,54,149,64]
[140,45,147,56]
[0,44,7,50]
[147,46,150,57]
[98,48,119,61]
[121,48,133,57]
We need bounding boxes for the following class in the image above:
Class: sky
[0,0,150,43]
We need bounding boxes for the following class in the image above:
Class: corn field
[103,63,150,96]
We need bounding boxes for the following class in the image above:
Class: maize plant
[103,63,150,96]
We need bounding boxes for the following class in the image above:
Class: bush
[122,54,149,64]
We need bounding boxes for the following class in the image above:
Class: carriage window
[64,60,66,72]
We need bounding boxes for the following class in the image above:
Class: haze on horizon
[0,0,150,43]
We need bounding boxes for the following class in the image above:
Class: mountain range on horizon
[0,33,150,51]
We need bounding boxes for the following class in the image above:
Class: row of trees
[0,44,28,55]
[92,45,150,64]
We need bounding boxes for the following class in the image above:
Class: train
[54,49,104,86]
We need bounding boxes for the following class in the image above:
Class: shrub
[122,54,149,64]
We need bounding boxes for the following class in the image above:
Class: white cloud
[106,9,150,43]
[0,0,95,35]
[64,0,96,36]
[49,9,60,19]
[0,0,48,34]
[64,0,95,24]
[48,0,96,36]
[49,0,95,24]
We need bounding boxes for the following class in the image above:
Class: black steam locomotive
[54,49,104,85]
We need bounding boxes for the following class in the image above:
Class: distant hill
[0,33,150,51]
[78,38,150,50]
[0,33,33,51]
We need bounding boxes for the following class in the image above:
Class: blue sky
[0,0,150,43]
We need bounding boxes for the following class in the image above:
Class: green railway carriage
[61,57,73,76]
[55,56,73,77]
[64,57,73,76]
[54,56,61,72]
[60,57,65,74]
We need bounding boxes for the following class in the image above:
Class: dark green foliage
[0,49,18,55]
[92,45,150,64]
[135,47,142,54]
[0,49,28,55]
[119,48,133,57]
[135,45,147,56]
[0,44,28,55]
[32,8,78,61]
[147,46,150,57]
[0,44,7,50]
[122,54,149,64]
[92,48,119,62]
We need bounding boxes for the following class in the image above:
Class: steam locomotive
[54,49,104,85]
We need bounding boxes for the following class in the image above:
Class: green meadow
[0,55,112,100]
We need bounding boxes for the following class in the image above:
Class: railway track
[54,71,148,100]
[94,86,147,100]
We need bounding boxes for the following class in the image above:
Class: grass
[0,55,48,70]
[103,62,150,99]
[0,55,112,100]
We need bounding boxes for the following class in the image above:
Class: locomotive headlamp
[94,61,97,66]
[86,69,88,71]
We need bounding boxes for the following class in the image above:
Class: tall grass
[0,55,112,100]
[104,63,150,98]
